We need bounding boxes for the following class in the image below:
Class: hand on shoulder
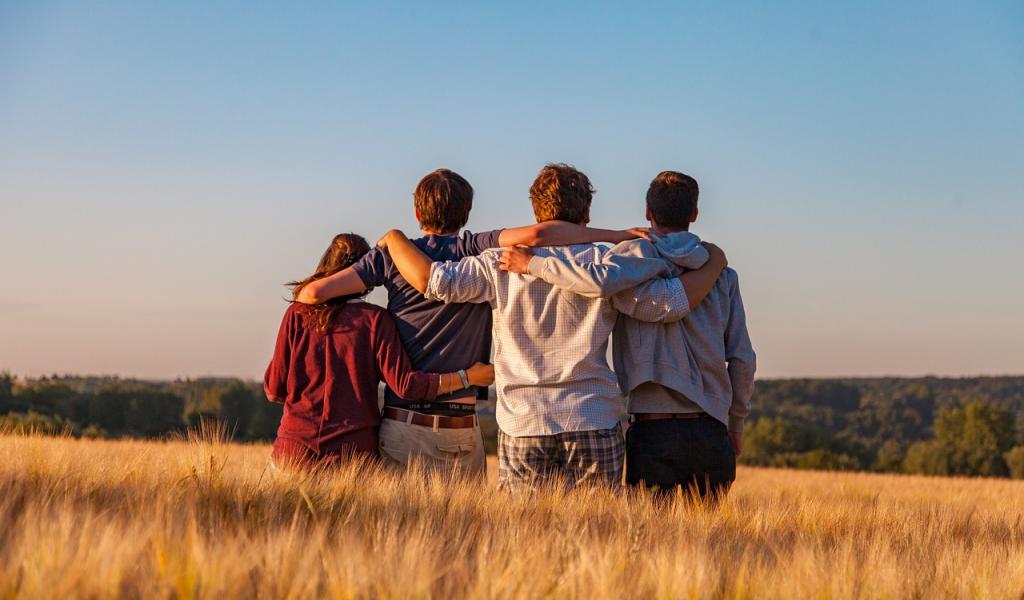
[702,242,728,270]
[498,246,535,275]
[620,226,653,242]
[376,229,407,249]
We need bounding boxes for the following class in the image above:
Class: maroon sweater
[264,301,439,455]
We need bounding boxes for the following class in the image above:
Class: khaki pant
[379,416,486,477]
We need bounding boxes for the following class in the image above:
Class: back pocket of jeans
[438,443,475,457]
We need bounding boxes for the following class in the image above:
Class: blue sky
[1,1,1022,379]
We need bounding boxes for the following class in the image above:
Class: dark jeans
[625,416,736,500]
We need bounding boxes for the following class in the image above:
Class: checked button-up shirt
[425,243,690,437]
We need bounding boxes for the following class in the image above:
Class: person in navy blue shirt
[266,233,494,470]
[297,168,646,476]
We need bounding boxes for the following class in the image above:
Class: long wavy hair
[288,233,371,333]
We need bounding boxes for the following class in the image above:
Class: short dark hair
[529,163,594,224]
[646,171,699,229]
[414,169,473,233]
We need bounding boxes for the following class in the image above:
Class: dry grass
[2,428,1023,599]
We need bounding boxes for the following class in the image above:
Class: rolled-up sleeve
[425,255,496,305]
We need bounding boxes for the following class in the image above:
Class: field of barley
[2,428,1024,599]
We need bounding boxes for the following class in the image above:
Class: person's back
[290,171,500,474]
[512,171,756,498]
[297,168,650,474]
[617,228,754,500]
[435,244,629,437]
[669,262,752,430]
[411,164,700,490]
[611,232,754,431]
[264,233,496,470]
[267,300,436,462]
[354,230,499,409]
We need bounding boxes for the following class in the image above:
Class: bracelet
[457,369,470,390]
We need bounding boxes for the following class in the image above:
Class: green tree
[247,397,283,440]
[936,402,1015,476]
[742,418,822,466]
[0,411,77,435]
[852,385,934,455]
[904,402,1015,477]
[219,382,257,439]
[16,382,79,418]
[0,371,13,413]
[874,440,906,472]
[774,449,861,471]
[124,391,185,436]
[86,393,126,432]
[1005,447,1024,479]
[902,440,954,475]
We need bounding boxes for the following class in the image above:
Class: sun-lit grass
[2,428,1023,599]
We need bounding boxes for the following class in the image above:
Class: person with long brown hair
[264,233,494,468]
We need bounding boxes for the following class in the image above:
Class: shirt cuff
[728,415,745,433]
[526,255,546,277]
[264,384,285,404]
[667,277,691,317]
[424,263,447,301]
[426,373,440,401]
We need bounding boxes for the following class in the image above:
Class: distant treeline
[2,372,1023,479]
[744,377,1024,478]
[0,373,281,441]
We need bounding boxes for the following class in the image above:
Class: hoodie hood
[649,230,709,270]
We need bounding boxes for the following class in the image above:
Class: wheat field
[2,428,1023,599]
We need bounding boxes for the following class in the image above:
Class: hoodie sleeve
[724,270,756,432]
[609,277,690,323]
[525,242,673,299]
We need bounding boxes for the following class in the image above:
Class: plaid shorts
[498,424,624,491]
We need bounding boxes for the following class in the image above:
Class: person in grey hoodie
[499,171,755,499]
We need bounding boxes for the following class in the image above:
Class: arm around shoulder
[520,247,673,299]
[378,230,433,293]
[371,308,439,401]
[425,254,497,305]
[677,242,728,310]
[611,276,691,323]
[295,268,367,304]
[497,221,646,248]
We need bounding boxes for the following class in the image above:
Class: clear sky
[1,1,1022,380]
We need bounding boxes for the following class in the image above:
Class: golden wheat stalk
[1,427,1023,599]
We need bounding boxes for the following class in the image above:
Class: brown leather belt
[383,406,477,429]
[633,412,709,421]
